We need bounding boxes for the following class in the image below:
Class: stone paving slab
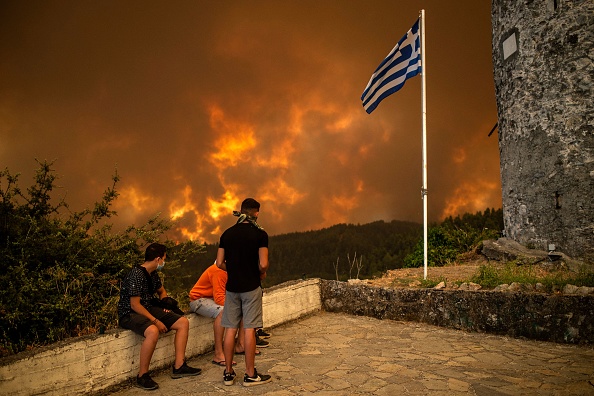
[109,312,594,395]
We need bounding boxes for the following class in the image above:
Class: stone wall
[0,279,322,396]
[2,277,592,395]
[491,0,594,260]
[320,280,594,344]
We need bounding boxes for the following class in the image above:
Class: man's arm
[155,285,167,300]
[258,247,269,275]
[212,270,227,306]
[215,248,226,271]
[130,296,167,333]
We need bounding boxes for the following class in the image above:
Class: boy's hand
[156,320,168,333]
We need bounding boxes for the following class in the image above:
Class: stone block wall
[321,280,594,344]
[0,279,322,396]
[491,0,594,260]
[0,314,214,396]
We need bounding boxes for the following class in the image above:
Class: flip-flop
[212,360,236,366]
[235,350,261,356]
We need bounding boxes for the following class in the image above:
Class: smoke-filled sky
[0,1,501,243]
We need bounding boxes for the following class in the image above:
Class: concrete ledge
[321,280,594,344]
[0,279,322,396]
[263,278,321,327]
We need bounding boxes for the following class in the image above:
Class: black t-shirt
[219,222,268,293]
[117,266,162,319]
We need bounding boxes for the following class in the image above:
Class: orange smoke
[440,180,500,219]
[318,194,360,228]
[208,190,240,220]
[168,185,206,240]
[113,185,159,224]
[208,106,257,170]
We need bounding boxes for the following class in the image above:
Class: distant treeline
[165,208,503,293]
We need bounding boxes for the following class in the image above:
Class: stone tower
[491,0,593,261]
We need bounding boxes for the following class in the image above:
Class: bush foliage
[0,160,202,357]
[403,208,503,268]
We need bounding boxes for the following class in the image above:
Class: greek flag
[361,19,421,114]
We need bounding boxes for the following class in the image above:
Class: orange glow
[168,185,207,241]
[356,180,364,193]
[169,185,196,221]
[118,185,154,213]
[358,144,371,156]
[452,147,467,164]
[176,226,205,242]
[256,139,294,169]
[260,178,305,206]
[208,190,240,220]
[208,106,257,169]
[318,194,359,228]
[326,113,354,132]
[441,180,500,219]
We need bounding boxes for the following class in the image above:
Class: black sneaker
[171,361,202,379]
[256,335,270,348]
[223,369,237,386]
[136,373,159,390]
[256,328,271,339]
[243,368,272,387]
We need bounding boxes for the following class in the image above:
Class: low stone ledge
[0,279,322,396]
[320,280,594,344]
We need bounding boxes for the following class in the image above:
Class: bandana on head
[233,210,264,230]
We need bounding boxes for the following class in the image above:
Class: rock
[563,284,579,295]
[535,283,547,292]
[458,282,481,291]
[494,284,509,292]
[482,238,547,262]
[434,281,446,290]
[576,286,594,295]
[508,282,524,292]
[481,238,589,273]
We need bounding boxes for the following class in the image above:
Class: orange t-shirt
[188,263,227,306]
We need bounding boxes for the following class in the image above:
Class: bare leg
[212,312,225,362]
[139,325,159,376]
[223,327,238,374]
[244,327,257,377]
[235,320,245,353]
[170,316,189,369]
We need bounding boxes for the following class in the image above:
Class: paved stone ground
[110,312,594,395]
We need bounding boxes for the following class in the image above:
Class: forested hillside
[165,209,504,294]
[165,220,423,292]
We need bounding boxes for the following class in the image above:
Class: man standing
[118,243,201,390]
[216,198,272,387]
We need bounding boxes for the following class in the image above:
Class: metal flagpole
[420,9,428,280]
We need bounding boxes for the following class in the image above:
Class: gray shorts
[189,297,223,319]
[221,287,263,329]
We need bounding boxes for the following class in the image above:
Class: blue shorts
[189,297,223,319]
[221,287,263,329]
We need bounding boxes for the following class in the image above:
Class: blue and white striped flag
[361,19,421,114]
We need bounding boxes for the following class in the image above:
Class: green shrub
[403,209,502,268]
[0,160,203,356]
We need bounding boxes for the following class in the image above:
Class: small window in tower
[555,192,562,209]
[502,32,518,60]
